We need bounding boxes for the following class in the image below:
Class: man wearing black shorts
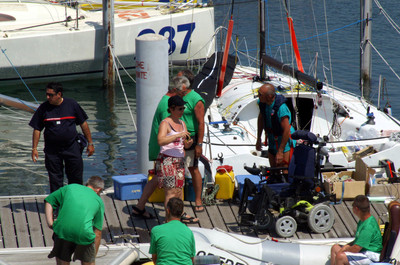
[29,82,95,192]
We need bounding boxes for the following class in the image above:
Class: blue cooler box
[184,177,204,202]
[235,175,261,200]
[112,174,147,200]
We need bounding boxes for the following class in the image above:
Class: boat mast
[360,0,372,100]
[259,0,266,80]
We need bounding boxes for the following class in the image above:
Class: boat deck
[0,193,390,250]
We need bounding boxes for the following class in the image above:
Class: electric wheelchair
[238,130,335,238]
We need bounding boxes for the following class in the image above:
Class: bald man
[256,83,295,167]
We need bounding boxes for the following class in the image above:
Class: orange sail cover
[217,18,234,97]
[287,16,304,73]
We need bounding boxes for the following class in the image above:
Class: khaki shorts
[50,233,96,263]
[184,149,199,168]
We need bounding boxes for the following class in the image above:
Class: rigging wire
[0,47,39,104]
[369,41,400,82]
[322,0,334,87]
[109,45,138,131]
[373,0,400,35]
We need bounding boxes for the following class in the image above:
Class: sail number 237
[138,22,196,55]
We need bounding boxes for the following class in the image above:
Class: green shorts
[50,233,96,263]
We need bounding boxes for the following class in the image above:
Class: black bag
[76,133,88,153]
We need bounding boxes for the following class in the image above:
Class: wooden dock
[0,193,390,250]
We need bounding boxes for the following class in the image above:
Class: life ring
[116,10,150,20]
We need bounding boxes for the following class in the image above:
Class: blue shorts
[345,251,380,265]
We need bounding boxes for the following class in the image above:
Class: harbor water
[1,0,400,195]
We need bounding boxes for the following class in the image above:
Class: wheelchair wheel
[255,209,274,230]
[275,216,297,238]
[307,203,335,233]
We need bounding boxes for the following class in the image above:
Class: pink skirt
[155,153,185,189]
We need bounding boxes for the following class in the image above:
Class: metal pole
[259,0,266,80]
[377,74,382,110]
[103,0,115,89]
[360,0,372,100]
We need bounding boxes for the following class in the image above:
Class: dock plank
[23,198,45,247]
[102,194,123,243]
[371,202,389,224]
[0,193,392,251]
[334,202,357,237]
[228,202,258,237]
[191,202,212,229]
[143,202,162,233]
[125,200,151,243]
[36,197,53,247]
[112,198,138,243]
[152,202,166,225]
[217,201,241,234]
[11,198,30,247]
[205,202,226,231]
[0,199,17,248]
[183,202,200,228]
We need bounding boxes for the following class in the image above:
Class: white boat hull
[191,227,353,265]
[0,1,215,82]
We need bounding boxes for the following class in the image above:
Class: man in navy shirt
[29,82,95,192]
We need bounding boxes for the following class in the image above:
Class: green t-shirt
[354,215,383,253]
[45,184,105,245]
[148,95,170,161]
[149,220,196,265]
[182,90,205,137]
[258,98,295,154]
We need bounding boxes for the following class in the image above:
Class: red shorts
[155,153,185,189]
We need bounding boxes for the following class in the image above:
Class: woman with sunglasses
[156,95,195,220]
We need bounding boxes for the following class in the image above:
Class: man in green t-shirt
[150,197,196,264]
[330,195,382,265]
[175,73,205,212]
[45,176,105,264]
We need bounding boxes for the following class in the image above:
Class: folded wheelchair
[238,130,335,238]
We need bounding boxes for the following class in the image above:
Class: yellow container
[147,173,184,202]
[148,174,165,203]
[215,165,235,199]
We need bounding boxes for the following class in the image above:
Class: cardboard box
[112,174,147,200]
[355,157,376,195]
[323,171,366,200]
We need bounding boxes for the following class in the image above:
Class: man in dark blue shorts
[29,82,95,192]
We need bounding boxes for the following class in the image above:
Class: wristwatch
[197,143,203,147]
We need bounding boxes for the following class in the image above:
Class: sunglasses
[46,93,56,97]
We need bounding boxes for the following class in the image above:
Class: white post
[136,34,169,174]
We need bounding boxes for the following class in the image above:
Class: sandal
[132,205,154,219]
[193,204,205,212]
[181,212,199,224]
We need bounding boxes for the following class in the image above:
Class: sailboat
[197,0,400,178]
[0,0,215,83]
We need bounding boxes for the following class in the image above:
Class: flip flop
[181,212,199,224]
[193,205,205,213]
[131,205,154,219]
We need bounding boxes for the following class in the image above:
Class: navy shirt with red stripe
[29,98,88,149]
